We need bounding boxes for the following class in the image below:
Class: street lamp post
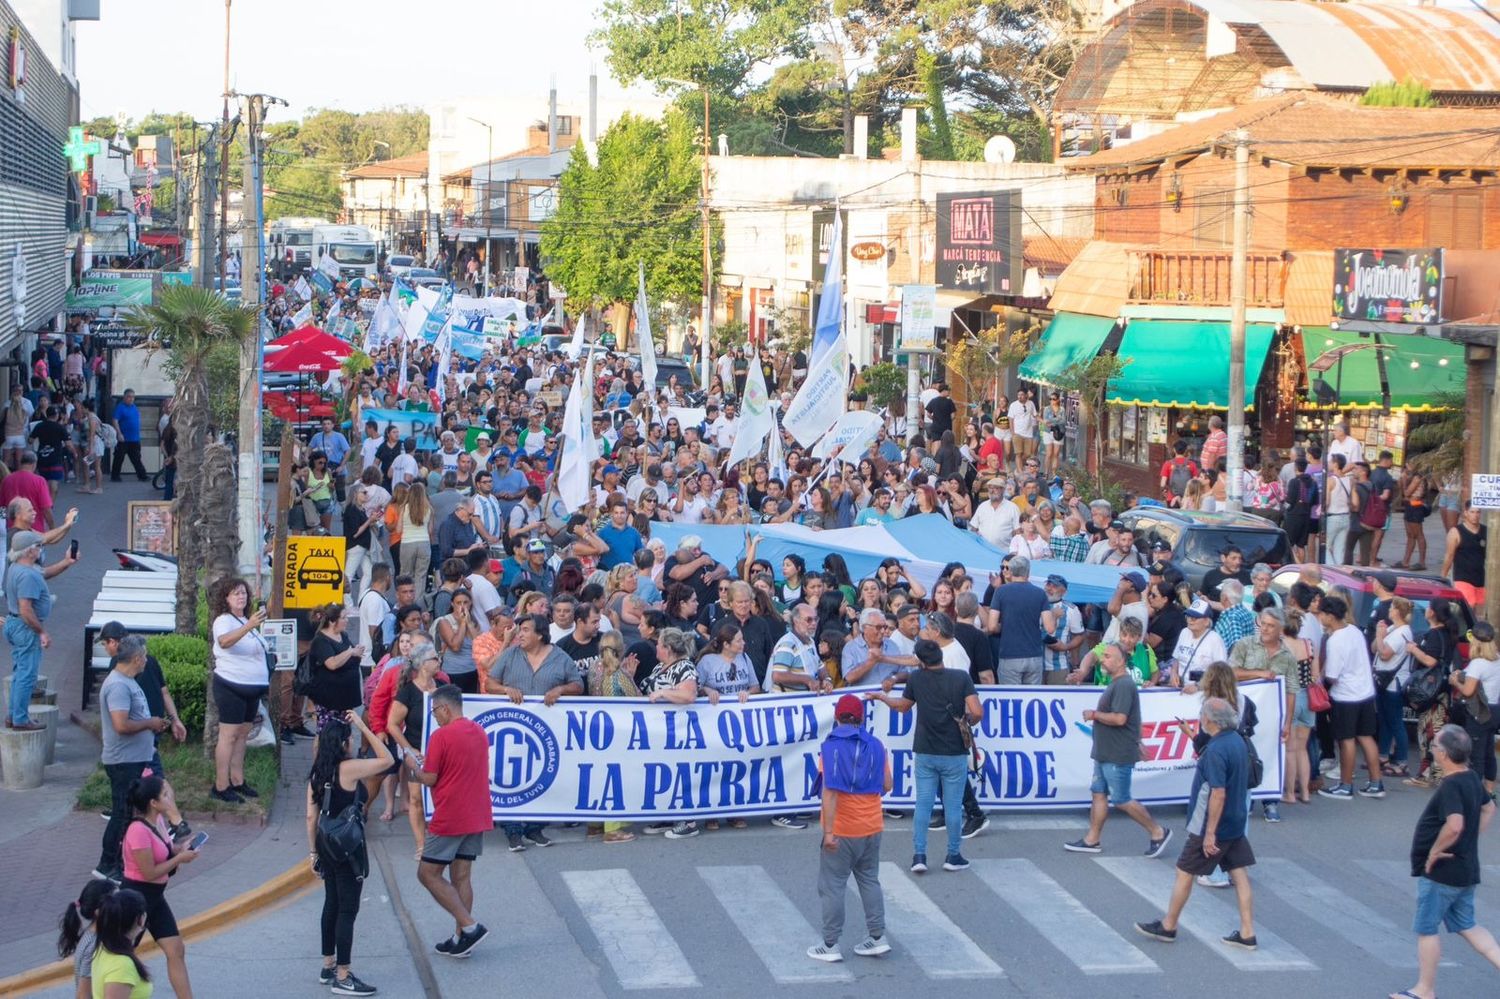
[468,117,493,296]
[666,77,712,389]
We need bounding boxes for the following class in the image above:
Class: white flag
[293,275,311,301]
[581,347,600,465]
[319,252,341,280]
[397,335,409,396]
[289,301,312,328]
[726,351,772,469]
[401,295,430,344]
[435,317,453,403]
[812,409,882,463]
[565,314,586,361]
[557,368,591,513]
[780,328,848,448]
[767,417,788,485]
[635,262,657,395]
[325,299,342,326]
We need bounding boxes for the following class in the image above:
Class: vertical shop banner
[425,681,1285,823]
[282,536,346,608]
[935,191,1023,295]
[899,284,937,351]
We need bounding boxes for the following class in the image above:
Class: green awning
[1018,313,1116,387]
[1302,328,1464,412]
[1106,320,1276,410]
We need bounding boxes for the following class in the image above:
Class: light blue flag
[421,285,454,343]
[810,211,843,365]
[309,271,334,296]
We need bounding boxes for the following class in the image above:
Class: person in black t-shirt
[30,406,70,492]
[1199,546,1250,603]
[924,383,957,440]
[1399,724,1500,999]
[557,604,604,677]
[867,639,981,873]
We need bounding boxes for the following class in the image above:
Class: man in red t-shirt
[1158,440,1201,507]
[406,684,493,957]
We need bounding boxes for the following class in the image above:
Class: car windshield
[330,242,376,265]
[285,232,310,245]
[1181,528,1288,568]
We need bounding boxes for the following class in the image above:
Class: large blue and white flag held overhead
[781,210,848,447]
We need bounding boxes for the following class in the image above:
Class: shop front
[1018,311,1120,467]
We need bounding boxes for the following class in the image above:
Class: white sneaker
[1196,874,1232,889]
[806,944,843,963]
[853,935,891,957]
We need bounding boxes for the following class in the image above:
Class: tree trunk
[199,440,239,581]
[171,359,216,751]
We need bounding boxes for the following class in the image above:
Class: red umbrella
[267,325,352,358]
[264,340,346,373]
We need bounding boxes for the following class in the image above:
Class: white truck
[267,217,328,279]
[311,224,381,282]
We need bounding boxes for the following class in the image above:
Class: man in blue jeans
[1064,641,1172,858]
[867,638,981,873]
[4,530,71,729]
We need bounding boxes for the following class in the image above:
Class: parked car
[407,268,447,290]
[1120,507,1290,594]
[387,254,417,279]
[1268,563,1476,649]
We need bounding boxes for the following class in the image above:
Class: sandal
[1403,776,1431,788]
[728,818,748,829]
[379,808,395,822]
[604,831,636,844]
[704,820,720,831]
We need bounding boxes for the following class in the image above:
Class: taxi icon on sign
[296,550,344,591]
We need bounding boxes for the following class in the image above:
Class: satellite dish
[983,135,1017,163]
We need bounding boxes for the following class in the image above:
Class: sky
[73,0,657,125]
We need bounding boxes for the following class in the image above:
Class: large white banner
[424,681,1285,822]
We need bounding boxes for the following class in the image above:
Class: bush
[860,363,907,409]
[148,634,210,736]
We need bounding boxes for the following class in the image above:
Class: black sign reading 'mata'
[936,190,1023,296]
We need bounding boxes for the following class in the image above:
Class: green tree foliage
[539,112,711,308]
[860,362,907,408]
[1359,78,1438,108]
[262,106,429,222]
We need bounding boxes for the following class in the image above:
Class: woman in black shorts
[209,576,272,804]
[120,774,200,998]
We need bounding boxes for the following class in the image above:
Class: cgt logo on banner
[424,681,1284,822]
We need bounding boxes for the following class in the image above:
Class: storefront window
[1106,404,1150,466]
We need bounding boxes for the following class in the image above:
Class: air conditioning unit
[83,195,97,230]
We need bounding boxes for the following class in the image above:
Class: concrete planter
[0,726,47,789]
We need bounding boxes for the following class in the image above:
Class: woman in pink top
[120,775,199,999]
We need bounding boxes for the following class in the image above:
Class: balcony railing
[1127,250,1283,307]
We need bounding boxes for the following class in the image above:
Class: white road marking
[878,862,1005,979]
[561,868,700,989]
[1258,857,1416,967]
[699,865,853,983]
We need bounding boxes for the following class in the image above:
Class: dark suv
[1120,507,1291,593]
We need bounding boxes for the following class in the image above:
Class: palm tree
[122,286,258,630]
[1406,391,1465,484]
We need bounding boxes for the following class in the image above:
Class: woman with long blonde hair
[398,481,432,592]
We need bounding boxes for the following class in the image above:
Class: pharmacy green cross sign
[63,126,102,172]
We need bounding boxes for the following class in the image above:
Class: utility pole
[700,84,712,389]
[237,93,266,582]
[218,0,232,290]
[1225,128,1250,512]
[468,117,493,296]
[193,128,218,286]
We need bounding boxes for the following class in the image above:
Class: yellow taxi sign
[284,536,346,608]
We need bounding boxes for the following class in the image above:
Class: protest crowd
[56,263,1497,999]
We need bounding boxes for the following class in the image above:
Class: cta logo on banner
[426,681,1284,822]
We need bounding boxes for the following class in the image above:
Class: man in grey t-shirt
[1064,642,1172,858]
[95,635,168,880]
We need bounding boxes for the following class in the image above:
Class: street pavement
[37,781,1497,999]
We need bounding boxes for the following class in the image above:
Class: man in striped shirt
[471,470,504,548]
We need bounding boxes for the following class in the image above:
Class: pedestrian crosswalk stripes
[1096,857,1317,972]
[876,862,1006,978]
[550,853,1474,989]
[1256,858,1416,967]
[1357,858,1500,892]
[559,869,701,989]
[698,865,854,983]
[973,859,1159,975]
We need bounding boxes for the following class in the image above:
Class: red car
[1270,564,1476,650]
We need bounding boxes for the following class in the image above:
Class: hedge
[147,634,210,736]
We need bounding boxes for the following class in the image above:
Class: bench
[81,610,180,710]
[101,571,177,589]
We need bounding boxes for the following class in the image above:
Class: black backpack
[1167,458,1196,500]
[1242,730,1265,789]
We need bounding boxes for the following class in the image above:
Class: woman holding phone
[208,576,271,804]
[120,775,199,998]
[306,712,392,996]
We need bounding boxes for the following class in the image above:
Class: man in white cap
[5,529,75,730]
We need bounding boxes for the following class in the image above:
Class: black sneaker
[434,936,458,955]
[506,833,526,852]
[232,783,260,799]
[1145,828,1173,859]
[642,821,673,835]
[280,728,296,745]
[209,787,245,805]
[1134,919,1177,943]
[910,854,928,874]
[1063,838,1102,854]
[330,971,377,995]
[448,923,489,958]
[291,724,317,739]
[318,966,336,985]
[523,829,552,848]
[1221,930,1258,951]
[943,853,971,871]
[928,813,945,830]
[961,814,989,839]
